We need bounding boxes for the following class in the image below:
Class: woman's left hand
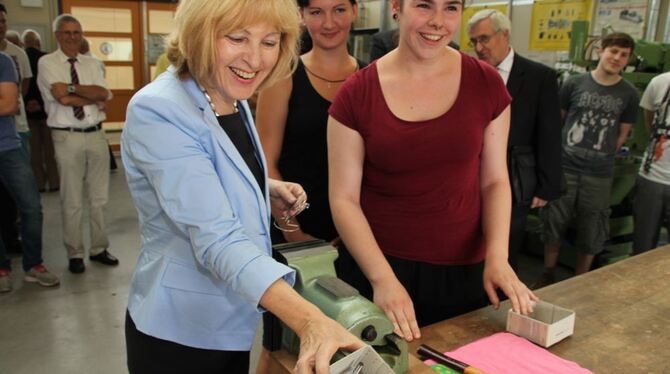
[268,178,308,218]
[483,257,539,315]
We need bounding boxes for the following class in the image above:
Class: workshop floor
[0,157,571,374]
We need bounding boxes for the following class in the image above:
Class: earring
[392,12,399,21]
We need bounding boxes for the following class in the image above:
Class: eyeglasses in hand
[273,202,310,233]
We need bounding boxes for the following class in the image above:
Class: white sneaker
[0,269,11,293]
[24,264,60,287]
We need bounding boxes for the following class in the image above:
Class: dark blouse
[217,112,265,192]
[275,59,366,242]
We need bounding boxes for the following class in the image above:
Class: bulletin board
[529,0,593,51]
[460,3,509,51]
[593,0,647,39]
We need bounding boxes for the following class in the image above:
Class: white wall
[4,0,59,51]
[373,0,669,68]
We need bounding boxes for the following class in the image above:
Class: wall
[376,0,670,67]
[4,0,58,51]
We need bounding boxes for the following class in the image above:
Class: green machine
[526,21,670,267]
[276,240,408,373]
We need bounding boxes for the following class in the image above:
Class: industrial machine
[275,240,408,374]
[525,21,670,267]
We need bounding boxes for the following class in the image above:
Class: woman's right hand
[294,314,365,374]
[372,277,421,341]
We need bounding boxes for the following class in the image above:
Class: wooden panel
[71,6,132,33]
[269,246,670,373]
[62,0,143,126]
[86,36,133,61]
[105,66,134,90]
[104,91,133,123]
[148,9,175,34]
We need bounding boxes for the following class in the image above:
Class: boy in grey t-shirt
[560,73,639,177]
[536,32,639,287]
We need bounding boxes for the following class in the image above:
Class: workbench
[268,246,670,373]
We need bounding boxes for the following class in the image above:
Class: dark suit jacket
[507,53,562,202]
[370,30,398,61]
[369,29,459,62]
[24,46,47,120]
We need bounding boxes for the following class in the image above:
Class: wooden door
[60,0,143,144]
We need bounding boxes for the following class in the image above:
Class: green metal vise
[276,240,408,373]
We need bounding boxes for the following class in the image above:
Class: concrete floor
[0,158,265,374]
[0,157,568,374]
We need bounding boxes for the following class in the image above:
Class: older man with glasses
[37,14,118,274]
[467,10,562,274]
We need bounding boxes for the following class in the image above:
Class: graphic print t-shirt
[560,73,639,177]
[639,71,670,185]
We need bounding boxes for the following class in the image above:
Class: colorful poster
[593,0,647,39]
[529,0,593,51]
[460,3,509,51]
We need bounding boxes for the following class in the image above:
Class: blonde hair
[166,0,301,91]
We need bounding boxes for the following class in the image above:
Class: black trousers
[336,249,488,327]
[509,204,531,271]
[0,182,20,253]
[125,311,249,374]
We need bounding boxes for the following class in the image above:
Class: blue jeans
[0,146,43,271]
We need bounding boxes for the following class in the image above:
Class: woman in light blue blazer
[121,1,363,373]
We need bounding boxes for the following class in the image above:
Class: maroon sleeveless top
[329,53,511,265]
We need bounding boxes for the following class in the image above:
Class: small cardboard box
[506,300,575,348]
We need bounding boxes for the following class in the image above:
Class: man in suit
[467,10,562,271]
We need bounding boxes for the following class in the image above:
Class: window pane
[72,7,132,33]
[105,66,134,90]
[102,122,124,132]
[87,37,133,62]
[149,10,175,34]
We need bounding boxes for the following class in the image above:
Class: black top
[24,47,47,120]
[506,53,562,202]
[217,112,265,193]
[274,59,365,242]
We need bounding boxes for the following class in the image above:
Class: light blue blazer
[121,68,294,351]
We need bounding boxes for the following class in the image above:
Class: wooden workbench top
[269,246,670,373]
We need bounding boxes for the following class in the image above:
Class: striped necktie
[68,58,85,120]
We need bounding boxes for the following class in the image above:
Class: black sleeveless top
[217,112,265,193]
[274,59,365,242]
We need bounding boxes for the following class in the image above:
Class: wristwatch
[67,84,76,94]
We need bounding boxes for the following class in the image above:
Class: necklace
[303,62,359,88]
[199,84,238,116]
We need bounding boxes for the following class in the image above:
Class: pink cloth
[425,332,592,374]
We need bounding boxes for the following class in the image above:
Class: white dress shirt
[37,49,112,128]
[496,48,515,85]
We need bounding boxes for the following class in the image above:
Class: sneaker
[0,269,11,293]
[24,264,60,287]
[530,271,555,290]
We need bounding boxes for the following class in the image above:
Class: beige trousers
[51,128,110,259]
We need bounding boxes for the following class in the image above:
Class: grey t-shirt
[560,72,639,177]
[639,71,670,185]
